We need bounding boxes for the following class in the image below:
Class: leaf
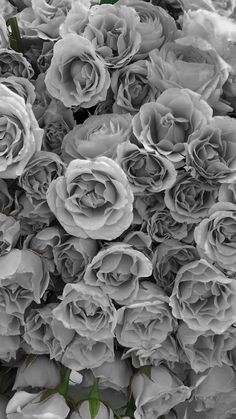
[40,388,57,401]
[25,354,37,367]
[89,398,100,419]
[7,17,23,53]
[139,365,152,380]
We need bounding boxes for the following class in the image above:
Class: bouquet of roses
[1,0,236,418]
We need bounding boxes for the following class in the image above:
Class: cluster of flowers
[0,0,236,418]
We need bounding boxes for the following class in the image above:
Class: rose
[69,400,114,419]
[53,236,98,283]
[42,99,75,155]
[16,0,75,41]
[170,259,236,333]
[133,192,165,223]
[45,34,110,108]
[0,249,49,318]
[116,140,177,195]
[53,282,116,340]
[6,391,70,419]
[59,0,91,38]
[147,39,229,109]
[115,0,178,59]
[0,77,35,105]
[82,4,141,68]
[46,157,134,240]
[62,113,132,163]
[19,151,65,204]
[147,209,191,243]
[13,356,61,390]
[115,294,176,350]
[12,193,54,235]
[32,74,51,126]
[37,41,54,73]
[131,366,191,419]
[153,239,199,296]
[192,365,236,413]
[0,214,20,256]
[111,60,159,114]
[0,84,43,179]
[0,0,17,19]
[194,202,236,272]
[180,0,215,12]
[132,88,212,164]
[186,117,236,184]
[84,243,152,305]
[23,227,61,273]
[181,9,236,68]
[0,49,34,79]
[0,15,9,49]
[23,304,63,359]
[126,334,179,369]
[177,321,236,373]
[219,181,236,204]
[164,171,218,224]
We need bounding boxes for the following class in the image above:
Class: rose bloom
[177,321,236,373]
[46,157,134,240]
[115,0,178,59]
[147,38,229,110]
[132,366,191,419]
[116,140,176,195]
[82,4,141,68]
[0,76,36,105]
[170,259,236,333]
[53,282,116,340]
[0,84,43,179]
[84,243,152,305]
[69,400,114,419]
[164,171,218,224]
[111,60,159,114]
[194,202,236,272]
[62,113,132,163]
[6,391,70,419]
[45,34,110,108]
[0,49,34,79]
[0,249,49,319]
[186,116,236,184]
[132,88,212,164]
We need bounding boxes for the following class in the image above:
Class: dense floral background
[0,0,236,418]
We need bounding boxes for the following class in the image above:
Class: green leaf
[7,17,23,53]
[57,368,71,398]
[139,365,152,380]
[40,388,57,401]
[89,398,100,419]
[25,354,37,367]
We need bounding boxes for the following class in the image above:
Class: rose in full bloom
[53,235,98,283]
[177,321,236,373]
[0,49,34,79]
[82,4,141,68]
[45,34,110,108]
[16,0,75,40]
[170,259,236,333]
[153,239,199,296]
[84,243,152,305]
[6,391,70,419]
[147,39,229,110]
[59,0,91,38]
[115,292,176,350]
[186,117,236,184]
[131,366,191,419]
[0,76,36,105]
[115,0,178,59]
[0,84,43,179]
[164,171,218,224]
[53,282,116,340]
[147,209,192,243]
[46,157,134,240]
[194,202,236,272]
[132,88,212,164]
[62,113,132,163]
[13,356,61,390]
[116,140,177,195]
[111,60,159,114]
[69,400,114,419]
[0,249,49,318]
